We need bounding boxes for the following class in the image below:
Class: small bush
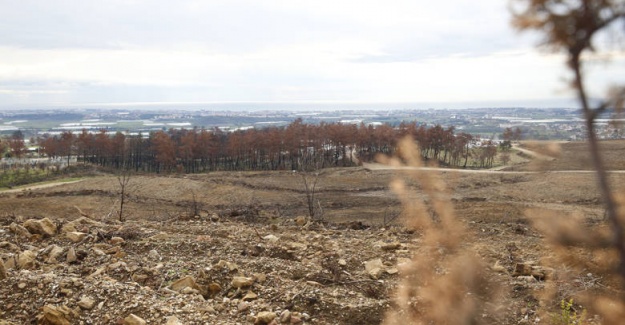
[551,299,586,325]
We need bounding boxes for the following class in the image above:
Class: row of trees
[4,120,506,173]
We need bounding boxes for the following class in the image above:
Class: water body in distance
[2,98,578,112]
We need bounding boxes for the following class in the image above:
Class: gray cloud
[0,0,605,107]
[0,1,349,52]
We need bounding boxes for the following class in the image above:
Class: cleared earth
[0,140,623,324]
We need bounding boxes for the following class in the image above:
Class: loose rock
[148,249,160,260]
[23,218,57,237]
[123,314,147,325]
[242,291,258,301]
[232,276,254,288]
[66,247,77,263]
[0,258,7,280]
[386,267,398,275]
[61,217,103,233]
[46,245,65,264]
[39,305,75,325]
[255,311,276,325]
[17,250,37,270]
[110,237,125,245]
[364,258,385,279]
[216,259,239,272]
[65,232,87,243]
[207,282,222,296]
[263,234,279,242]
[238,301,250,312]
[170,276,200,292]
[165,316,183,325]
[77,296,96,310]
[9,223,31,237]
[280,309,292,323]
[381,242,401,251]
[295,216,307,226]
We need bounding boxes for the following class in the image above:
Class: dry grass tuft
[382,137,503,325]
[527,192,625,324]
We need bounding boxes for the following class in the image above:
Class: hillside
[1,140,624,324]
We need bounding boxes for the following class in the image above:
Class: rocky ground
[0,213,416,325]
[2,141,624,324]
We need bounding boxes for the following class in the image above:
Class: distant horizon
[0,98,581,112]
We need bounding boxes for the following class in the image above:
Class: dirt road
[0,179,84,194]
[362,163,625,174]
[512,143,557,161]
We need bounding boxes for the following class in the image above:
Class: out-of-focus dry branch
[513,0,625,288]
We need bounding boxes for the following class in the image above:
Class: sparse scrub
[551,299,586,325]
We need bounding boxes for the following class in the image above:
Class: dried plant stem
[571,54,625,288]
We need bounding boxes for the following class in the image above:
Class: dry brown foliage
[381,140,625,323]
[512,0,625,323]
[381,137,503,325]
[383,2,625,324]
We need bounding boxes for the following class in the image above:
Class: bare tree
[500,152,511,165]
[301,172,323,221]
[513,0,625,286]
[189,190,202,217]
[383,207,401,227]
[117,170,132,222]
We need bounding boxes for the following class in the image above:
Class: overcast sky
[0,0,623,109]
